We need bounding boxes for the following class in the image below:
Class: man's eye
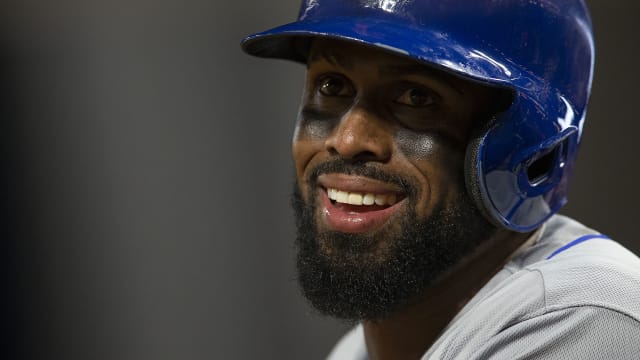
[317,75,353,97]
[396,88,436,107]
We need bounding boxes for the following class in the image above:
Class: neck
[362,229,532,360]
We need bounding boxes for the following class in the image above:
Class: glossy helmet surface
[241,0,595,232]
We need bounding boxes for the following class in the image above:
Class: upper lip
[317,173,405,194]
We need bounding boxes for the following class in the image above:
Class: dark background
[3,1,638,359]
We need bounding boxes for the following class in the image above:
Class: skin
[292,39,530,359]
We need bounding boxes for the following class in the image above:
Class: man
[241,1,640,359]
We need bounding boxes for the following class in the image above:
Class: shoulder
[470,304,640,359]
[528,216,640,320]
[426,215,640,359]
[484,221,640,358]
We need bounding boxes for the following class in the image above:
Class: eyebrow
[307,50,355,70]
[308,50,464,95]
[379,64,464,95]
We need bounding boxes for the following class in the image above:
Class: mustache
[308,159,415,195]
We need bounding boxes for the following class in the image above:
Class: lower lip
[319,189,404,234]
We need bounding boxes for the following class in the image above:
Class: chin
[291,183,494,321]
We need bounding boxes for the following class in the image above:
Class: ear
[464,115,502,228]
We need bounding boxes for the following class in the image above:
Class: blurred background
[2,0,638,359]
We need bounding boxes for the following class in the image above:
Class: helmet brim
[241,17,521,87]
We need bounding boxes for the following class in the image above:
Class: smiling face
[291,39,504,320]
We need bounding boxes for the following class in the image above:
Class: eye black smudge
[296,107,339,140]
[395,128,437,159]
[395,128,466,161]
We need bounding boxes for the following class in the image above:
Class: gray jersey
[327,215,640,359]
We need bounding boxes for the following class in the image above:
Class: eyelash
[394,86,440,107]
[312,74,442,108]
[315,73,354,97]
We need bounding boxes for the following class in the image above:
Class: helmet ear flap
[465,111,579,231]
[464,116,503,228]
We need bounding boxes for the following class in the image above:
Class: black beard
[291,162,495,321]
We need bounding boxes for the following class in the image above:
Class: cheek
[395,128,466,163]
[395,128,438,159]
[295,114,334,140]
[292,107,341,167]
[395,128,468,207]
[292,116,335,196]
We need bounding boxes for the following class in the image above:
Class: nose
[324,103,392,162]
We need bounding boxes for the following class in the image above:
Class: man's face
[291,39,500,320]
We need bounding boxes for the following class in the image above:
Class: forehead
[307,38,420,69]
[305,38,491,92]
[305,38,509,102]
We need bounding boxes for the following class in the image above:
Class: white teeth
[336,191,349,203]
[328,188,338,200]
[363,194,375,205]
[327,188,399,206]
[347,193,363,205]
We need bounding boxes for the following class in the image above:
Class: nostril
[350,150,382,162]
[327,140,388,162]
[327,147,340,157]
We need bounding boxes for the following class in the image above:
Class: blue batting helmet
[241,0,595,232]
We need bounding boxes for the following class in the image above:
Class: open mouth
[326,187,403,213]
[316,173,408,233]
